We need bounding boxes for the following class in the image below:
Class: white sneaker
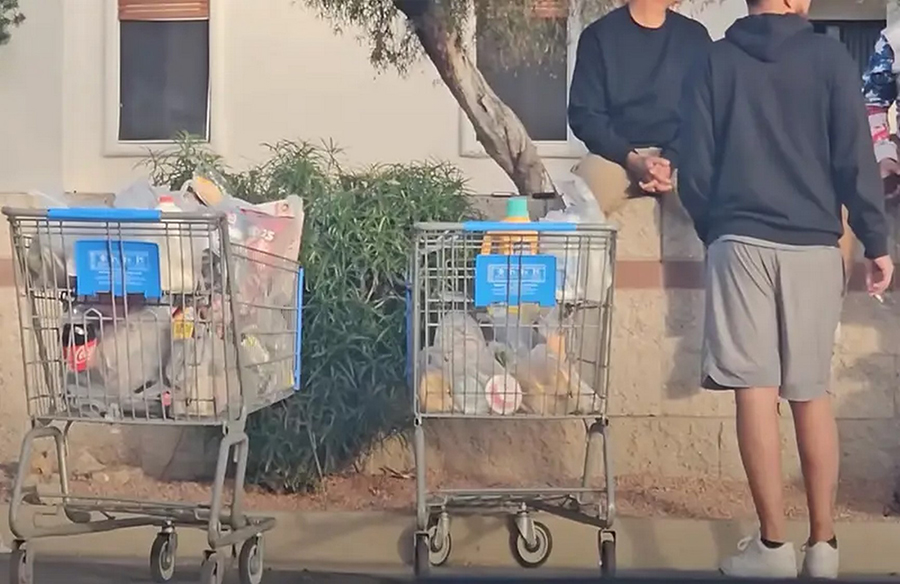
[801,541,839,579]
[720,534,798,578]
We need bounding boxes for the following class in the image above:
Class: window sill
[103,138,212,159]
[459,139,586,160]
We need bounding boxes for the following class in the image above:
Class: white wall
[0,0,64,194]
[0,0,886,197]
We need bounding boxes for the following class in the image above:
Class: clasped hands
[626,152,674,195]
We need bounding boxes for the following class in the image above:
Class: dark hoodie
[678,14,889,259]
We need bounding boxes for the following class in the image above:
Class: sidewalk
[3,506,900,575]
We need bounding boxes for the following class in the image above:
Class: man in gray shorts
[679,0,893,579]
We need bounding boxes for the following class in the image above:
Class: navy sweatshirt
[678,14,889,259]
[568,6,711,168]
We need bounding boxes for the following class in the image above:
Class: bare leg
[790,396,839,543]
[735,386,786,542]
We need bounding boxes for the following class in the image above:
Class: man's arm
[862,32,899,163]
[567,29,633,167]
[661,23,714,169]
[833,49,890,260]
[676,55,715,244]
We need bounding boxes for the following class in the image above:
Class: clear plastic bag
[432,311,522,415]
[515,343,598,415]
[540,173,612,304]
[166,317,234,419]
[64,305,172,418]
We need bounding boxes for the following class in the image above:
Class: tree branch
[394,0,554,195]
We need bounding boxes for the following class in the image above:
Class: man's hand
[866,255,894,297]
[626,152,674,194]
[880,158,900,199]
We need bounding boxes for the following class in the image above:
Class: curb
[3,507,900,574]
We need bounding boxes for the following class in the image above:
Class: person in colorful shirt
[833,26,900,290]
[863,26,900,190]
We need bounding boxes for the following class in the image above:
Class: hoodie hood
[725,14,812,62]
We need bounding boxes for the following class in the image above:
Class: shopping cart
[3,206,304,584]
[408,217,617,576]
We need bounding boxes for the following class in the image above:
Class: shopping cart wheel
[200,550,224,584]
[426,524,452,567]
[510,520,553,568]
[9,541,33,584]
[599,533,616,577]
[413,532,431,577]
[238,536,265,584]
[150,532,178,582]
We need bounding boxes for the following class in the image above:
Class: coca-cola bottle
[61,321,98,372]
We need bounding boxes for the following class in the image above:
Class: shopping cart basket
[408,218,617,576]
[3,206,304,584]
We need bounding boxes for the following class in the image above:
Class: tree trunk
[394,0,556,196]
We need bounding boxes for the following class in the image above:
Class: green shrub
[142,136,475,492]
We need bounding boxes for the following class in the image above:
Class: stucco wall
[2,0,899,489]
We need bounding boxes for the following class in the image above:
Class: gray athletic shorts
[702,236,844,401]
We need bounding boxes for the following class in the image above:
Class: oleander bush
[144,135,475,491]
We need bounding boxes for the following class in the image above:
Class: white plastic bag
[540,174,613,304]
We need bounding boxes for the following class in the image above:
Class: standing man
[833,23,900,292]
[568,0,711,215]
[679,0,893,579]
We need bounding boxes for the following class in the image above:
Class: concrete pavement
[4,507,900,577]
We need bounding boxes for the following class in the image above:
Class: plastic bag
[417,348,453,414]
[166,316,234,419]
[113,179,162,210]
[64,305,171,418]
[95,306,171,405]
[432,311,522,415]
[540,174,612,304]
[515,343,599,415]
[25,191,76,289]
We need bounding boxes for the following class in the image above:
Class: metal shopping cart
[3,206,304,584]
[408,216,618,576]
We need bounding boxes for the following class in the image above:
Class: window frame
[103,0,225,157]
[459,6,586,160]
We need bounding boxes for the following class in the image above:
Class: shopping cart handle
[461,221,577,232]
[46,208,163,222]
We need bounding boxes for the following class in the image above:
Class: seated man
[568,0,711,215]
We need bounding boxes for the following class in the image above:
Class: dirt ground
[3,462,895,522]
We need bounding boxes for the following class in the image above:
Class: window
[107,0,212,151]
[812,20,887,77]
[463,0,580,158]
[476,14,569,142]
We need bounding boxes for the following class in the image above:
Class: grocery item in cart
[417,349,453,413]
[483,372,523,415]
[432,311,522,415]
[61,321,99,373]
[515,342,597,415]
[166,313,232,419]
[155,194,197,295]
[93,306,172,414]
[479,197,538,256]
[539,174,612,304]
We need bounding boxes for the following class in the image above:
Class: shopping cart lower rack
[408,220,618,576]
[3,207,304,584]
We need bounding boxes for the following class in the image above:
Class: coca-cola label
[63,338,97,372]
